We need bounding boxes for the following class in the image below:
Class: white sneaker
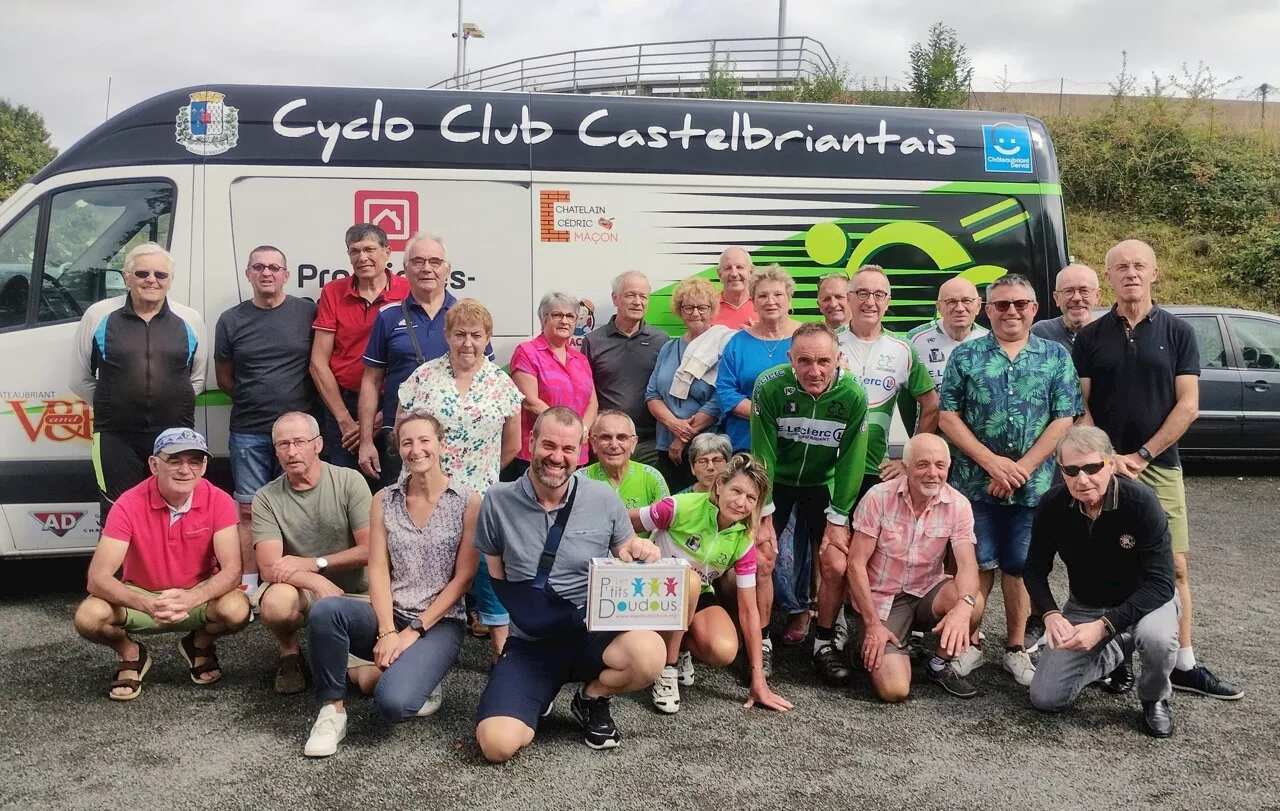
[952,645,985,677]
[651,665,681,714]
[833,608,849,652]
[1003,649,1036,686]
[416,685,443,717]
[676,651,695,687]
[304,704,348,757]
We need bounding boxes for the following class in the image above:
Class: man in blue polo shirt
[357,233,492,485]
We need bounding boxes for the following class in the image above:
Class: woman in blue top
[715,265,801,452]
[645,277,725,492]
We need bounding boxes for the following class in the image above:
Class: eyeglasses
[273,436,319,452]
[132,269,171,280]
[592,433,635,444]
[852,289,889,302]
[989,299,1033,312]
[546,311,576,321]
[1061,461,1107,477]
[693,456,726,468]
[1109,262,1150,273]
[680,304,712,314]
[1057,287,1097,298]
[248,263,285,274]
[406,256,447,269]
[158,453,204,469]
[941,296,980,309]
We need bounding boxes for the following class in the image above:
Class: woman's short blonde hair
[747,264,795,299]
[709,452,772,536]
[670,277,720,320]
[445,298,494,337]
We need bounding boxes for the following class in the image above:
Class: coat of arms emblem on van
[175,91,239,156]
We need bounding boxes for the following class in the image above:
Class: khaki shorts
[251,583,374,669]
[121,583,246,634]
[1138,464,1189,555]
[853,581,948,657]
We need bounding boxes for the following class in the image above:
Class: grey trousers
[1030,597,1180,711]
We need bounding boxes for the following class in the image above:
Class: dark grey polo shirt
[581,317,669,440]
[473,473,633,639]
[1031,315,1081,350]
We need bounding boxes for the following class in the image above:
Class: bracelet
[376,629,397,640]
[1100,616,1116,635]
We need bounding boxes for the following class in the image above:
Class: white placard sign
[587,558,691,632]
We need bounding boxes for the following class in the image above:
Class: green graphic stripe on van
[972,212,1032,243]
[959,199,1018,228]
[927,182,1062,196]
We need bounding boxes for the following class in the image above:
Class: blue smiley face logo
[982,123,1034,173]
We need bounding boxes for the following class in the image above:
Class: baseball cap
[153,427,210,457]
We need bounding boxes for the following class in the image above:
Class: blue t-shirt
[715,331,793,451]
[362,292,493,427]
[644,337,722,452]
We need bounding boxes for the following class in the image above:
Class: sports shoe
[812,642,852,687]
[1170,665,1244,700]
[760,637,774,679]
[303,704,348,757]
[676,650,695,687]
[1024,615,1047,653]
[1003,649,1036,686]
[928,662,978,698]
[570,687,621,750]
[832,611,850,652]
[651,666,681,714]
[416,685,444,717]
[951,645,985,677]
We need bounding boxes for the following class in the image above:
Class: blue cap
[153,427,210,456]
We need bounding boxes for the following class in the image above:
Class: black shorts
[476,628,619,730]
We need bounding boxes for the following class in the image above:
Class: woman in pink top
[503,292,598,480]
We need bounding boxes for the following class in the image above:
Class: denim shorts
[228,431,280,504]
[971,501,1036,576]
[476,628,619,730]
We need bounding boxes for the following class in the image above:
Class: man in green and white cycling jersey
[900,277,987,437]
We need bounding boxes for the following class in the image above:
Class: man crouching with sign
[474,407,665,761]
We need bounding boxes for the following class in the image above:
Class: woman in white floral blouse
[398,299,523,660]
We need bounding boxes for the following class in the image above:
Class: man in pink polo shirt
[710,246,757,329]
[819,433,985,701]
[73,428,250,701]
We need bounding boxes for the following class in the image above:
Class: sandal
[178,633,222,685]
[274,653,308,694]
[108,642,152,701]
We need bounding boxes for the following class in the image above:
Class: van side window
[37,181,174,323]
[0,205,41,330]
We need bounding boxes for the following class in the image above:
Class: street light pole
[455,0,464,86]
[776,0,787,80]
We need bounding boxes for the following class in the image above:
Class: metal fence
[429,36,836,96]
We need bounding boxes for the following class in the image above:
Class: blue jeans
[472,558,509,626]
[773,509,813,615]
[971,501,1036,576]
[228,432,280,504]
[320,388,362,472]
[308,596,464,723]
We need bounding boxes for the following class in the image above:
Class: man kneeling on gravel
[74,428,250,700]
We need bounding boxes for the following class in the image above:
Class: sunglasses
[132,269,171,280]
[1061,461,1107,477]
[989,299,1033,312]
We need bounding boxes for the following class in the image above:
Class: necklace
[764,339,784,359]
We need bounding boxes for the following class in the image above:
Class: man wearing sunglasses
[1024,425,1180,737]
[1072,239,1242,701]
[72,242,209,520]
[215,246,318,597]
[938,274,1081,688]
[900,277,989,437]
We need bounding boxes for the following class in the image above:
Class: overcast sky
[4,0,1276,149]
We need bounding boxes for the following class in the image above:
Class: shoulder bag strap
[401,298,425,365]
[532,480,578,589]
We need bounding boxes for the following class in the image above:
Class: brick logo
[540,190,571,242]
[354,191,419,251]
[540,190,618,244]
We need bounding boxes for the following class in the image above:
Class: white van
[0,85,1068,556]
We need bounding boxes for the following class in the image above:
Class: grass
[1065,210,1278,313]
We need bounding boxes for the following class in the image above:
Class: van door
[0,168,193,554]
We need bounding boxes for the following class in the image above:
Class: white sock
[241,572,260,591]
[1175,646,1196,671]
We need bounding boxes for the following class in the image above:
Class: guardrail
[430,36,836,96]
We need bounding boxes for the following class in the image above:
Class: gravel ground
[1,470,1276,811]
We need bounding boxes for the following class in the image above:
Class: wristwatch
[961,594,977,607]
[315,556,328,571]
[408,618,426,637]
[1136,446,1153,462]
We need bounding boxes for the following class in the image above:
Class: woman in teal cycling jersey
[630,453,792,714]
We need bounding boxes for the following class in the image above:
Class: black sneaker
[570,687,621,750]
[812,643,852,687]
[1170,664,1244,700]
[928,663,978,699]
[1023,615,1047,653]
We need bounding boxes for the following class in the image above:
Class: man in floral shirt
[938,274,1081,688]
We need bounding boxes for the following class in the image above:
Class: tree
[702,57,744,100]
[906,23,973,109]
[0,100,57,201]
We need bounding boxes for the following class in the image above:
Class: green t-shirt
[577,461,670,537]
[251,463,372,594]
[836,329,935,472]
[637,492,756,592]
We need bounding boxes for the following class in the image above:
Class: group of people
[69,225,1243,764]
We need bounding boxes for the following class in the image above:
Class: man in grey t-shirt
[252,412,372,693]
[474,407,664,762]
[215,245,318,592]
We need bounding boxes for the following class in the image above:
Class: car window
[1181,315,1226,369]
[1227,316,1280,371]
[0,205,41,330]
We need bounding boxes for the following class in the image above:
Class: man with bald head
[1073,239,1243,701]
[901,276,988,436]
[710,247,757,329]
[1032,264,1102,349]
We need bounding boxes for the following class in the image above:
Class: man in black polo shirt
[1025,426,1179,737]
[1072,239,1242,701]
